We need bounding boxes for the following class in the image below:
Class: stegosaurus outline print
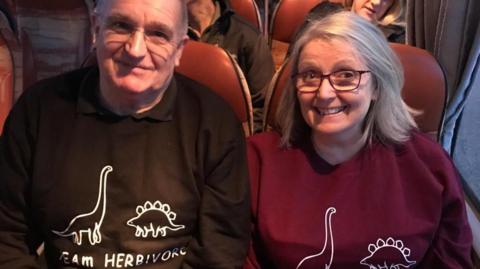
[127,200,185,238]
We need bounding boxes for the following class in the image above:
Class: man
[0,0,250,268]
[186,0,274,132]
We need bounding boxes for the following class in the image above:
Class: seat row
[0,0,446,142]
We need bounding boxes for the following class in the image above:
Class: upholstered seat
[0,11,20,134]
[230,0,263,32]
[268,0,345,69]
[13,0,92,83]
[176,40,254,136]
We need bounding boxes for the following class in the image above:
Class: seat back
[14,0,92,83]
[270,0,325,43]
[270,0,345,43]
[269,0,344,69]
[391,43,446,140]
[0,12,16,134]
[175,40,254,136]
[263,57,291,132]
[230,0,263,32]
[264,44,446,141]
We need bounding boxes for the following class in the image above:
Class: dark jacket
[188,0,274,114]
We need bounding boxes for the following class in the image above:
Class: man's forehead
[98,0,181,17]
[99,0,180,25]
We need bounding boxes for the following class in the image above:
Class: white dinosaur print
[52,165,113,246]
[360,237,416,269]
[296,207,336,269]
[127,200,185,238]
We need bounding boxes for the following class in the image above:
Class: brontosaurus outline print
[52,165,113,246]
[296,207,336,269]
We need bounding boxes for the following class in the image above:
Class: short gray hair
[278,11,416,147]
[94,0,188,37]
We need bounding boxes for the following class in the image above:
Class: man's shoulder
[16,67,95,110]
[173,73,239,118]
[20,67,94,103]
[224,13,262,39]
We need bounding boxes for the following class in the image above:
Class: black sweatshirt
[0,67,250,268]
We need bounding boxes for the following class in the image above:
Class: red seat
[270,0,325,43]
[270,0,345,43]
[13,0,93,84]
[175,40,254,136]
[268,0,345,69]
[264,43,446,141]
[230,0,263,32]
[391,43,446,139]
[0,12,17,134]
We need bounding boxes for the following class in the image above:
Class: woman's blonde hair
[345,0,405,27]
[277,11,416,147]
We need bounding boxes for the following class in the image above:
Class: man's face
[92,0,187,103]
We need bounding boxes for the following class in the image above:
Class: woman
[245,11,472,269]
[348,0,405,42]
[294,0,405,44]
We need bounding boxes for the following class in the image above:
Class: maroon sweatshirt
[245,131,472,269]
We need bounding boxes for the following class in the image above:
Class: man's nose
[125,30,148,58]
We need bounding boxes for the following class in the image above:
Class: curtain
[406,0,480,260]
[406,0,480,153]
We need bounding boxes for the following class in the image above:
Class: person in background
[245,11,472,269]
[348,0,405,43]
[294,0,405,45]
[187,0,275,132]
[0,0,250,268]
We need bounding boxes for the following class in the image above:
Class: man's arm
[0,95,42,268]
[181,114,250,269]
[244,34,274,110]
[244,34,274,133]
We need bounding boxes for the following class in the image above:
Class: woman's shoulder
[247,131,298,158]
[404,131,448,156]
[247,131,282,148]
[395,131,453,169]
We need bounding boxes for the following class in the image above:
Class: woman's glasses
[293,70,371,92]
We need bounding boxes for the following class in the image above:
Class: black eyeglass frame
[292,70,371,93]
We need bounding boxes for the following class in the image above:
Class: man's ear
[174,35,190,67]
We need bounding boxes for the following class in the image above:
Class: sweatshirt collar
[77,67,177,121]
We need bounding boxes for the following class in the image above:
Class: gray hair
[278,11,416,147]
[93,0,188,37]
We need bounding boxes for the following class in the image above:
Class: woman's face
[296,38,376,142]
[352,0,395,22]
